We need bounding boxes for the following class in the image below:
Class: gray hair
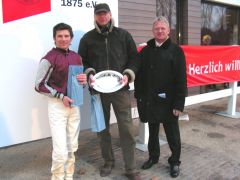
[153,16,169,27]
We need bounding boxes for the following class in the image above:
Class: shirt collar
[155,37,169,47]
[155,40,163,47]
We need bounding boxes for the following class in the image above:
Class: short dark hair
[53,23,73,38]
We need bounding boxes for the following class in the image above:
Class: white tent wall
[0,0,118,148]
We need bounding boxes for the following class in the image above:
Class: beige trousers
[48,98,80,180]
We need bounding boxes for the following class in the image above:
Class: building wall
[182,0,202,45]
[119,0,202,46]
[118,0,156,45]
[182,0,202,94]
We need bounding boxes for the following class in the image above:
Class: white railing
[134,81,240,151]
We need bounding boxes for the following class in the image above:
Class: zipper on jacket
[105,37,110,70]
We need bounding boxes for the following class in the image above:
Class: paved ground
[0,96,240,180]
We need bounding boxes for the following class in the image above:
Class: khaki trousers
[48,98,80,180]
[98,90,136,173]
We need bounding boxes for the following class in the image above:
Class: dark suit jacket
[134,38,187,123]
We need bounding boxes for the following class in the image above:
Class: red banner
[138,45,240,87]
[2,0,51,23]
[182,46,240,87]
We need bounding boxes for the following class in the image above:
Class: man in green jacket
[78,3,141,180]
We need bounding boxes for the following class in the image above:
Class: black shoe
[100,163,114,177]
[170,165,180,178]
[141,159,158,170]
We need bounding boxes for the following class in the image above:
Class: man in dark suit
[134,16,187,178]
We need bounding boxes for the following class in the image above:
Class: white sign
[0,0,118,148]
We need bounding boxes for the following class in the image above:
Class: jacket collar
[147,38,171,49]
[94,18,115,34]
[54,47,70,54]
